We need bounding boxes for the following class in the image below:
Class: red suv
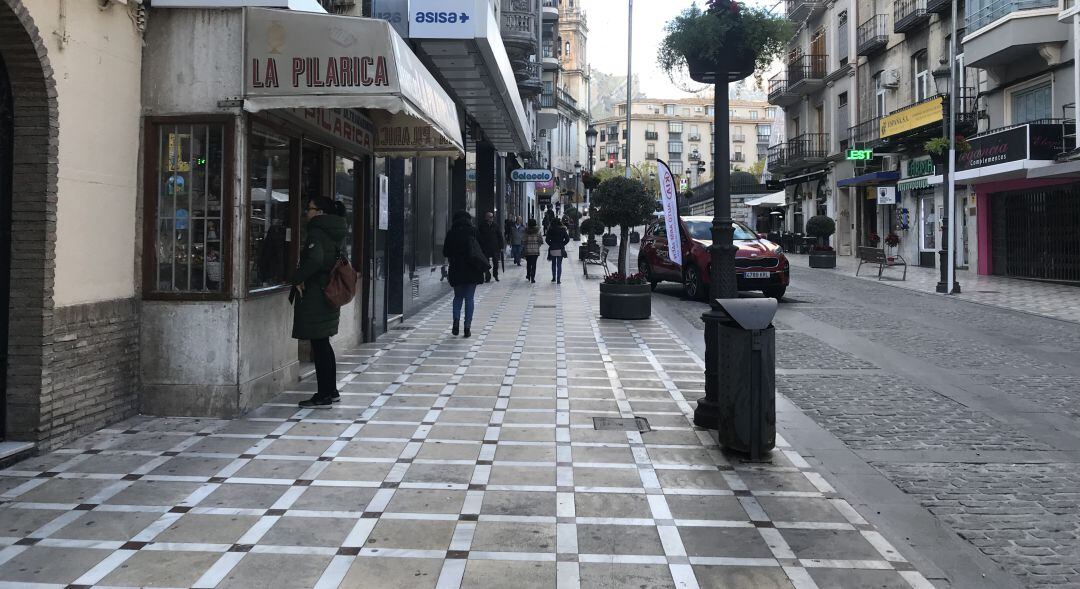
[638,215,790,300]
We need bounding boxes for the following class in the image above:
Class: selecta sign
[510,169,553,183]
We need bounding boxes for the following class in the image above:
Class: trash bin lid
[713,298,778,330]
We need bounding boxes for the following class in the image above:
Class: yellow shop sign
[879,97,944,138]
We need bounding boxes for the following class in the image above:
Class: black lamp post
[585,125,597,208]
[932,60,961,294]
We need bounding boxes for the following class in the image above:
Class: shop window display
[150,123,227,294]
[249,125,294,290]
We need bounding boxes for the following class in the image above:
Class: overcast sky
[581,0,779,98]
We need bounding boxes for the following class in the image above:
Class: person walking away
[509,216,526,266]
[522,219,543,283]
[443,211,485,338]
[477,211,504,282]
[292,197,349,408]
[546,217,570,284]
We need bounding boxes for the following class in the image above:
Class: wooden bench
[856,246,907,280]
[580,243,610,277]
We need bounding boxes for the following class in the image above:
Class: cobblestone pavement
[0,261,932,588]
[648,259,1080,588]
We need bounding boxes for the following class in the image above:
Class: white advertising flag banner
[657,159,683,267]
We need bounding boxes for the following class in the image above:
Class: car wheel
[684,265,706,301]
[638,259,658,291]
[763,286,786,300]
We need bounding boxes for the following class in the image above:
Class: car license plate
[743,272,770,279]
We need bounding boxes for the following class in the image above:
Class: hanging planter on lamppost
[659,0,793,460]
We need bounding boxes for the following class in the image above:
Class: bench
[856,246,907,280]
[580,243,610,277]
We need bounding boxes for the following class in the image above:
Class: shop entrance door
[0,54,12,439]
[991,187,1080,283]
[861,188,877,245]
[918,194,937,267]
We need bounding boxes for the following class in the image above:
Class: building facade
[0,0,541,454]
[593,97,776,189]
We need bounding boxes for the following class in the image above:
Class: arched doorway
[1,0,59,444]
[0,50,13,438]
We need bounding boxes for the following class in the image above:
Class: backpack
[324,249,358,308]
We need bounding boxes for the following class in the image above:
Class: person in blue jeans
[442,211,486,337]
[546,217,570,284]
[508,216,526,265]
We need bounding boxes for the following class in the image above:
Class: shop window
[145,120,231,297]
[248,124,295,291]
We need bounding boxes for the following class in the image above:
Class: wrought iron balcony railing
[787,55,827,88]
[856,15,888,56]
[967,0,1054,31]
[894,0,929,33]
[645,131,659,140]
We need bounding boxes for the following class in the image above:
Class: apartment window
[838,92,848,108]
[734,150,743,161]
[1009,78,1053,124]
[608,124,618,137]
[646,143,656,158]
[565,40,571,56]
[708,106,715,116]
[669,122,683,133]
[606,144,618,155]
[617,105,626,115]
[670,160,684,174]
[145,119,232,297]
[647,122,655,132]
[914,51,930,102]
[837,11,849,66]
[766,107,776,119]
[599,131,606,142]
[689,125,699,139]
[751,110,759,119]
[665,104,675,115]
[874,71,888,118]
[668,141,684,153]
[729,109,736,117]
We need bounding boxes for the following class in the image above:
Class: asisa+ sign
[510,169,553,183]
[410,0,478,39]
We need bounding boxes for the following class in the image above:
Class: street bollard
[694,298,777,460]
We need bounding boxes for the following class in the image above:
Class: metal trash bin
[697,298,777,459]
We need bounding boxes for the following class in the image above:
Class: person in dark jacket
[546,217,570,284]
[522,219,544,283]
[443,211,486,338]
[508,216,526,266]
[292,197,349,408]
[477,211,504,282]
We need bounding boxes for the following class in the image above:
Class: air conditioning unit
[881,154,900,171]
[882,68,901,88]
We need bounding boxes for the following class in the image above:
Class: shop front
[958,122,1078,281]
[837,170,899,251]
[139,7,463,417]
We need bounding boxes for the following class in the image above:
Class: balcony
[876,89,979,145]
[849,116,883,147]
[645,131,659,140]
[688,134,702,142]
[894,0,929,34]
[786,0,825,22]
[731,153,746,163]
[542,42,559,70]
[787,55,827,95]
[668,143,684,154]
[964,0,1064,67]
[732,133,747,142]
[542,0,559,20]
[769,133,829,172]
[688,151,701,161]
[646,151,657,160]
[556,87,579,114]
[767,74,799,107]
[515,62,543,98]
[926,0,958,14]
[857,15,888,57]
[501,0,537,54]
[756,133,771,144]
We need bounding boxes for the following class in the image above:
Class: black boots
[452,322,460,336]
[464,327,471,338]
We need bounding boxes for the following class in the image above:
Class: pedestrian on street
[508,216,526,266]
[442,211,485,338]
[477,211,504,282]
[546,217,570,284]
[542,208,556,237]
[292,197,349,408]
[522,218,543,283]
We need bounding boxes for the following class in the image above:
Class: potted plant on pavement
[658,0,792,84]
[565,206,582,241]
[592,176,656,319]
[867,231,881,248]
[599,272,652,319]
[805,215,837,268]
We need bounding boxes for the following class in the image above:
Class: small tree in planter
[591,176,655,276]
[565,206,582,240]
[805,215,837,268]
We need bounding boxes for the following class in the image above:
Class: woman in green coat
[292,197,349,408]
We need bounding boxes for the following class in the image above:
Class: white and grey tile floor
[0,262,935,588]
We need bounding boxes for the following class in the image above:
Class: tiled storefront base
[0,262,932,588]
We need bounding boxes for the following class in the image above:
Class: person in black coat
[546,217,571,284]
[442,211,486,338]
[477,211,504,282]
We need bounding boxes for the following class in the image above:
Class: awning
[242,8,464,157]
[410,1,531,153]
[154,0,326,11]
[897,175,942,191]
[744,191,786,206]
[837,171,899,187]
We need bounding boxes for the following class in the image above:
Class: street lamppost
[585,125,597,209]
[932,28,961,294]
[574,161,582,208]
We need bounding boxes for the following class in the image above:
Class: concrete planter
[629,231,640,244]
[809,250,836,268]
[599,283,651,320]
[602,234,617,247]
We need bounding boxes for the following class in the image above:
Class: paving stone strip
[0,262,932,588]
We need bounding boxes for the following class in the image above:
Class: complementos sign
[956,123,1065,171]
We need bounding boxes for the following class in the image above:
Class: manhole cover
[593,416,651,432]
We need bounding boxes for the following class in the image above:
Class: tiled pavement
[788,253,1080,324]
[0,262,935,588]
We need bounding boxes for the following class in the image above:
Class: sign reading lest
[846,149,873,161]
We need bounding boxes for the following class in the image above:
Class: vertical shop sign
[378,174,389,230]
[657,159,683,267]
